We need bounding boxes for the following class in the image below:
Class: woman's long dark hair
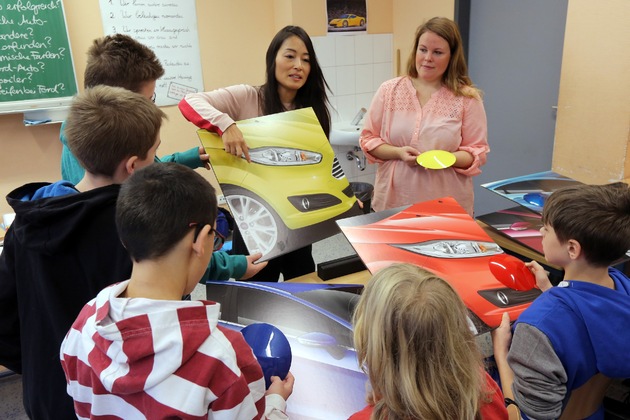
[259,26,332,137]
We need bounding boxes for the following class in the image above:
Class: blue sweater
[511,268,630,419]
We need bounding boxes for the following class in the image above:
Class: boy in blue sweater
[1,86,163,419]
[493,182,630,420]
[58,33,261,282]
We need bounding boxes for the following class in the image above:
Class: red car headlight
[393,240,503,259]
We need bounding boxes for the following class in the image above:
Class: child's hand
[526,260,553,291]
[240,253,268,279]
[491,312,513,359]
[197,146,210,170]
[266,371,295,401]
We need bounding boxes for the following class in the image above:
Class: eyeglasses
[151,92,157,103]
[189,222,226,251]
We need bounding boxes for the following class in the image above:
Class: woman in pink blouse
[360,17,488,216]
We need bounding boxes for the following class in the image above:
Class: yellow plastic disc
[416,150,456,169]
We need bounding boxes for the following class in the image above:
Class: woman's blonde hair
[406,17,481,99]
[353,263,485,420]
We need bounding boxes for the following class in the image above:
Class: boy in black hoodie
[0,85,164,419]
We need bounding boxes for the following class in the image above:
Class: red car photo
[337,197,541,332]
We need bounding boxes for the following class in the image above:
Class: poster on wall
[327,0,367,33]
[198,108,362,262]
[99,0,203,106]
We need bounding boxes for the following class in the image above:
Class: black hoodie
[0,182,132,420]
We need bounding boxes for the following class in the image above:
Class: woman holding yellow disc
[359,17,488,216]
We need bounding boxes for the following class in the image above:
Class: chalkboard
[0,0,78,115]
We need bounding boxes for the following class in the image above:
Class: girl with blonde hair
[350,263,508,420]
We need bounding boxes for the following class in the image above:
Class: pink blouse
[360,76,489,215]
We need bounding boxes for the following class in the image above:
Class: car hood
[199,107,330,154]
[337,198,540,328]
[338,198,492,244]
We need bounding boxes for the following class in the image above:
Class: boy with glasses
[61,163,294,418]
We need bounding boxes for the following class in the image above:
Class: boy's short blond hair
[542,183,630,267]
[65,86,166,177]
[84,34,165,92]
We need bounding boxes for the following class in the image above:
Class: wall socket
[217,194,226,205]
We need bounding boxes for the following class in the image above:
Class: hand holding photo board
[198,108,361,262]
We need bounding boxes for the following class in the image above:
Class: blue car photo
[481,170,583,213]
[206,281,368,420]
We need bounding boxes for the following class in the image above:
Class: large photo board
[199,108,361,262]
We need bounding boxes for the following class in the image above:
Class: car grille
[478,287,542,308]
[287,194,342,212]
[332,157,345,179]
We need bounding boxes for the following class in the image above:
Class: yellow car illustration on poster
[329,14,366,28]
[198,108,361,262]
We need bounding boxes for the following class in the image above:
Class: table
[286,269,371,285]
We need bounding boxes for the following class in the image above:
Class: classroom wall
[467,0,568,216]
[551,0,630,184]
[0,0,444,216]
[393,0,455,76]
[0,0,271,216]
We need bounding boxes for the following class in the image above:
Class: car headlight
[393,240,503,258]
[248,147,322,166]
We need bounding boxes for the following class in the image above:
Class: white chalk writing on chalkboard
[99,0,203,106]
[0,0,78,114]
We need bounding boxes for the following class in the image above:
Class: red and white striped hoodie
[60,281,287,419]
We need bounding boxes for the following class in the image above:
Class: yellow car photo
[329,14,366,28]
[198,108,361,261]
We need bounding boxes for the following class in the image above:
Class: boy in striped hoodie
[60,163,294,419]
